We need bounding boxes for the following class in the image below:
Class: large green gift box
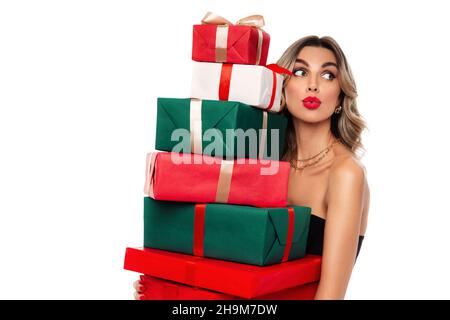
[144,197,311,266]
[155,98,287,159]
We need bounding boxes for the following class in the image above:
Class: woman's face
[285,46,341,123]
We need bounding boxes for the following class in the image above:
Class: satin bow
[201,12,265,29]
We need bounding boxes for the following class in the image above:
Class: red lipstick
[302,96,321,109]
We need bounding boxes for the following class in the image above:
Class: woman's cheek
[323,83,341,104]
[285,84,300,107]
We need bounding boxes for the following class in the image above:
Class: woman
[280,35,369,299]
[134,35,369,300]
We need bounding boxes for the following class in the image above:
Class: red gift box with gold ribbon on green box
[144,152,291,208]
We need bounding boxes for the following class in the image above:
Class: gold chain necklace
[290,140,339,170]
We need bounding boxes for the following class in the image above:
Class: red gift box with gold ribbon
[144,152,290,207]
[124,247,321,299]
[192,12,270,66]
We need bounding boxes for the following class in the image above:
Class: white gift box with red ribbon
[190,61,290,113]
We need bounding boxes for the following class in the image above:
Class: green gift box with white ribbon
[155,98,287,160]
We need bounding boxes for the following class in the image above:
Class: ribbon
[193,204,206,257]
[215,159,234,203]
[258,111,268,159]
[202,12,265,64]
[236,15,265,28]
[215,26,228,62]
[265,64,293,76]
[267,70,277,111]
[201,12,233,26]
[144,152,158,198]
[255,29,263,65]
[190,222,206,288]
[265,64,293,111]
[189,98,266,158]
[281,207,295,262]
[202,12,265,28]
[219,63,233,101]
[190,99,203,154]
[218,63,292,110]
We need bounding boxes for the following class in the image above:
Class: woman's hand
[133,278,146,300]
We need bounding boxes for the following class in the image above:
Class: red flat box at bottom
[138,275,318,300]
[124,247,321,299]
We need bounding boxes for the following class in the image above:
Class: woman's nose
[307,76,319,93]
[307,85,319,93]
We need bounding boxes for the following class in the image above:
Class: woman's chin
[290,112,331,124]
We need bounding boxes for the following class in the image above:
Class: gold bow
[201,12,265,64]
[201,12,265,29]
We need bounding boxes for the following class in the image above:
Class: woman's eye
[322,72,336,80]
[293,69,307,77]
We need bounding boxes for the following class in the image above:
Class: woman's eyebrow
[295,58,309,66]
[322,62,338,69]
[295,59,338,69]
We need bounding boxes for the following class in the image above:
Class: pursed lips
[302,96,321,109]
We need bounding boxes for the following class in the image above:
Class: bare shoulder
[329,144,367,187]
[326,143,370,216]
[326,144,370,235]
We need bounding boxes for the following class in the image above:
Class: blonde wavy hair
[277,35,366,160]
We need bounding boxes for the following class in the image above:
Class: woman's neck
[293,117,334,159]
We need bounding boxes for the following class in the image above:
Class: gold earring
[334,106,342,114]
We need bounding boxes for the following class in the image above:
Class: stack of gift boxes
[124,12,322,300]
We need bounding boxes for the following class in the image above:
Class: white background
[1,0,449,299]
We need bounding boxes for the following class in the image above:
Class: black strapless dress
[306,214,364,258]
